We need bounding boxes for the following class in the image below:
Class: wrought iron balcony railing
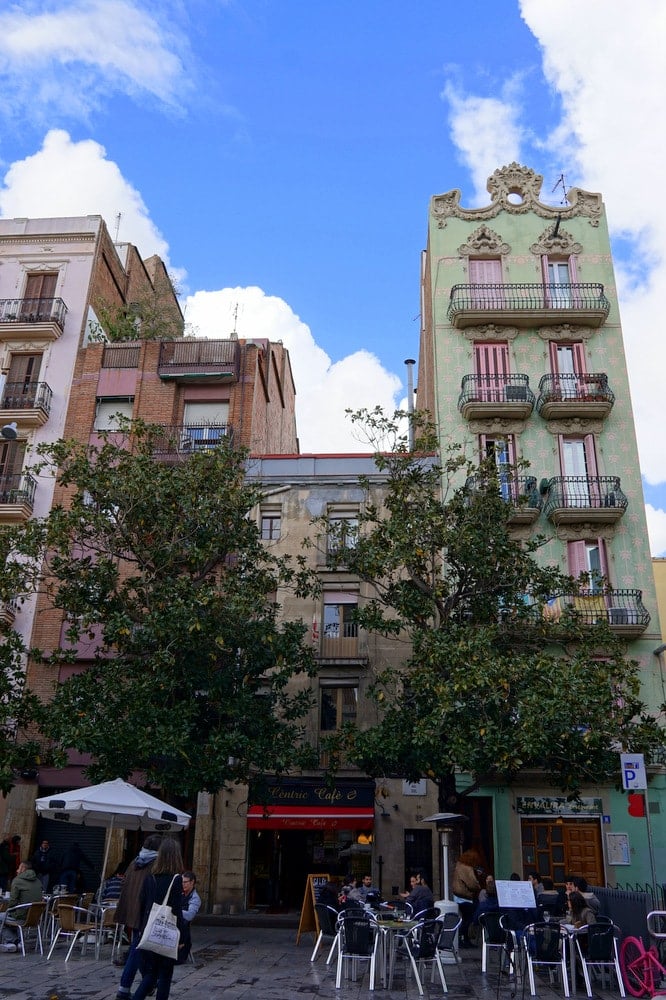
[0,473,37,509]
[152,423,233,458]
[447,282,610,328]
[0,297,68,330]
[537,373,614,418]
[158,339,240,379]
[102,344,141,368]
[554,589,650,633]
[543,476,627,524]
[466,473,542,522]
[458,373,535,417]
[1,381,53,415]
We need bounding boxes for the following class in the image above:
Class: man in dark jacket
[31,839,57,892]
[115,834,162,1000]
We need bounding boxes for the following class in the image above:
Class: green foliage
[5,422,318,796]
[328,408,664,802]
[96,292,183,342]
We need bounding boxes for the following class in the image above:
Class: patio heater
[421,812,467,901]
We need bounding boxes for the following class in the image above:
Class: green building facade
[418,163,666,887]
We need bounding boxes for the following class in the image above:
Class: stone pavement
[0,925,624,1000]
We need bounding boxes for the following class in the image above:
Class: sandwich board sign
[296,873,331,945]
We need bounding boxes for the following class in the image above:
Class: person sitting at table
[0,861,42,948]
[400,871,434,915]
[100,864,126,901]
[356,873,379,902]
[568,890,597,930]
[318,881,341,911]
[536,876,564,917]
[472,874,499,926]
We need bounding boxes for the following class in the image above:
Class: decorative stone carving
[555,524,618,542]
[461,324,519,342]
[535,324,595,342]
[467,417,527,435]
[431,163,603,223]
[530,226,582,257]
[458,225,511,257]
[545,418,605,435]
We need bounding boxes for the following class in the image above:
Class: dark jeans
[118,928,142,994]
[59,868,78,892]
[132,952,176,1000]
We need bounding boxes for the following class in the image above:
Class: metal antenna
[114,212,122,241]
[551,173,569,205]
[230,302,240,340]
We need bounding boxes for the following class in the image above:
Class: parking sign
[620,752,647,790]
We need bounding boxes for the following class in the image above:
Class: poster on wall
[606,832,631,865]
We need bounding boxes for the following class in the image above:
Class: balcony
[555,589,650,637]
[458,374,535,420]
[0,381,53,428]
[317,622,367,663]
[542,477,627,525]
[152,423,233,461]
[158,339,240,381]
[0,597,19,627]
[447,283,610,329]
[537,373,615,421]
[0,297,67,341]
[466,473,542,525]
[0,473,37,521]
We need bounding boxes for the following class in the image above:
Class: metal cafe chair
[479,910,510,973]
[311,903,341,964]
[523,922,571,997]
[95,903,122,960]
[575,922,625,998]
[335,910,380,990]
[437,911,462,965]
[397,916,448,996]
[3,901,46,956]
[46,904,98,961]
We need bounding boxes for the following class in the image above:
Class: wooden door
[563,821,604,885]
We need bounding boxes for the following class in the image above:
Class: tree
[327,408,664,808]
[6,423,317,796]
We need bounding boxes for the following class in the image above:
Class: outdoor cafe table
[376,917,418,990]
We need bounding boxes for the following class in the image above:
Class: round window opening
[507,190,524,205]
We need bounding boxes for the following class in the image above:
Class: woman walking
[132,838,185,1000]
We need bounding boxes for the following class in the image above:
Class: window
[568,539,607,593]
[480,434,515,500]
[560,434,598,506]
[319,684,358,732]
[3,353,43,407]
[323,595,358,640]
[543,256,577,307]
[0,441,25,479]
[22,272,58,321]
[468,258,503,306]
[94,398,134,431]
[327,513,359,556]
[473,342,509,402]
[550,342,586,399]
[260,507,281,541]
[182,401,229,450]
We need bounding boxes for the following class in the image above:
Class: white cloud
[0,129,173,269]
[646,505,666,559]
[184,288,403,452]
[0,0,189,122]
[441,81,524,205]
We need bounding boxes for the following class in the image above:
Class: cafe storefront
[246,778,375,909]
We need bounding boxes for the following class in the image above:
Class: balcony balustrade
[0,381,53,427]
[0,297,67,339]
[458,373,535,420]
[152,423,232,460]
[447,282,610,329]
[542,476,627,525]
[0,596,19,626]
[0,473,37,521]
[537,373,614,420]
[466,472,542,525]
[158,339,240,380]
[553,589,650,636]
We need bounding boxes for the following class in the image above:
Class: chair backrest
[340,913,374,957]
[100,905,118,929]
[584,922,616,962]
[55,904,77,931]
[411,918,442,961]
[413,906,440,922]
[314,902,338,937]
[21,902,46,928]
[438,911,462,949]
[480,910,506,944]
[53,894,78,915]
[530,923,565,962]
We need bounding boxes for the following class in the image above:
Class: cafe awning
[246,804,374,830]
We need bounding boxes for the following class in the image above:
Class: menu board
[495,880,536,908]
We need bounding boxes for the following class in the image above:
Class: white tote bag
[138,874,181,960]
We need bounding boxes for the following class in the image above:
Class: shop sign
[516,795,602,817]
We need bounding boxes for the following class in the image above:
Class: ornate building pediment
[545,418,604,436]
[462,324,519,342]
[458,225,511,257]
[468,417,527,435]
[555,524,617,542]
[536,324,595,342]
[531,226,582,257]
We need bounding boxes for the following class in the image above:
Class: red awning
[247,804,374,831]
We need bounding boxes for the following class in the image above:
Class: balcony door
[468,258,502,308]
[560,435,598,506]
[544,257,577,307]
[481,434,515,501]
[474,342,509,402]
[0,441,26,479]
[551,343,586,398]
[21,272,58,320]
[5,354,42,407]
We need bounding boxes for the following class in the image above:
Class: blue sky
[1,0,665,552]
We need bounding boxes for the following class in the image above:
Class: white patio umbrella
[35,778,191,886]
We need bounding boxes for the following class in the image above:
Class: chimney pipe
[404,359,416,450]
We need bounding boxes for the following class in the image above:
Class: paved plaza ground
[0,924,625,1000]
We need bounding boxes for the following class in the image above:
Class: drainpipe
[404,358,416,451]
